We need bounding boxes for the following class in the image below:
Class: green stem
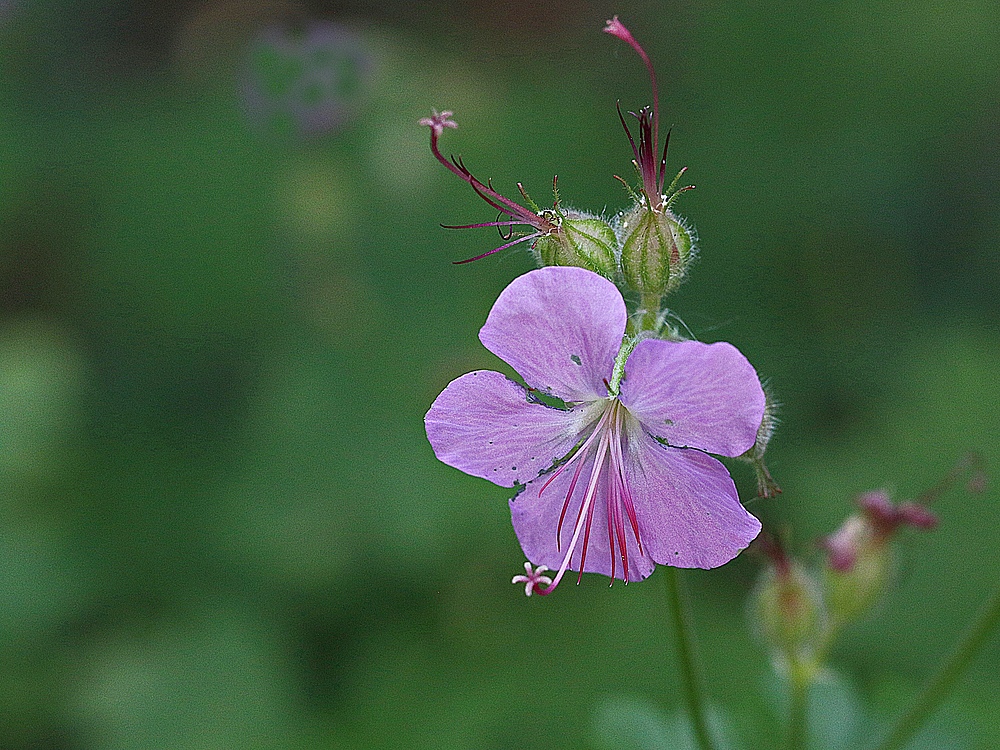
[872,585,1000,750]
[786,658,810,750]
[665,566,716,750]
[637,292,663,334]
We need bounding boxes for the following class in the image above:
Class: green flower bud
[751,543,825,660]
[617,204,693,297]
[533,210,619,280]
[820,491,939,625]
[821,516,891,624]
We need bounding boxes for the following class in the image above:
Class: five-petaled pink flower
[425,266,766,595]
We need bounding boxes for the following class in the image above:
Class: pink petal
[619,339,765,457]
[509,452,655,582]
[479,267,626,402]
[626,431,761,569]
[425,370,584,488]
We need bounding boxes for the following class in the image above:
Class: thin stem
[786,658,810,750]
[633,292,663,335]
[872,584,1000,750]
[664,566,717,750]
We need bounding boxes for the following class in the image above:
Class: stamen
[577,482,598,584]
[610,411,643,555]
[440,220,525,230]
[539,406,613,496]
[542,405,613,549]
[607,475,617,583]
[536,425,612,595]
[615,477,629,581]
[616,101,640,162]
[607,403,630,581]
[534,400,642,595]
[556,458,589,549]
[497,211,514,241]
[658,127,671,191]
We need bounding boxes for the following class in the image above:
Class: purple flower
[425,267,765,595]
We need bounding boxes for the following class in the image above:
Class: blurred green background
[1,0,998,748]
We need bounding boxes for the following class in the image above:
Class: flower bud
[750,535,825,660]
[533,211,619,280]
[617,204,693,297]
[821,515,891,623]
[754,563,825,659]
[819,490,939,624]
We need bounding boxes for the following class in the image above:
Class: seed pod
[534,211,619,280]
[617,204,693,296]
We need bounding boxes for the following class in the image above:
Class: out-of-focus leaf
[592,695,744,750]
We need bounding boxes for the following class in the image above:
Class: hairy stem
[665,566,717,750]
[872,585,1000,750]
[637,292,663,334]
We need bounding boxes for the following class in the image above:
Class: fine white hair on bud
[616,203,695,298]
[533,210,620,280]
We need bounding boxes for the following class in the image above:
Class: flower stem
[637,292,663,334]
[872,584,1000,750]
[786,658,810,750]
[664,566,717,750]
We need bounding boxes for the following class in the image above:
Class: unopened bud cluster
[819,491,937,624]
[529,196,695,297]
[751,535,825,664]
[419,17,701,320]
[751,486,951,676]
[533,210,619,277]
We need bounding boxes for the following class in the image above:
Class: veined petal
[425,370,585,488]
[479,267,626,402]
[509,452,655,582]
[626,431,761,569]
[619,339,765,456]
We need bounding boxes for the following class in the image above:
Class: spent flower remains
[422,17,779,596]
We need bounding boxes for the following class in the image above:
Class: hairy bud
[751,535,825,661]
[821,515,891,623]
[617,204,693,297]
[754,562,825,659]
[534,211,619,280]
[820,490,939,624]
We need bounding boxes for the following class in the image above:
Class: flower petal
[509,453,655,582]
[619,339,765,456]
[626,431,761,568]
[425,370,585,488]
[479,266,626,402]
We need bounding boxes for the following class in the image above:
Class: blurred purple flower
[425,267,765,595]
[241,20,371,137]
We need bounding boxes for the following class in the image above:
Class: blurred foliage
[1,0,998,748]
